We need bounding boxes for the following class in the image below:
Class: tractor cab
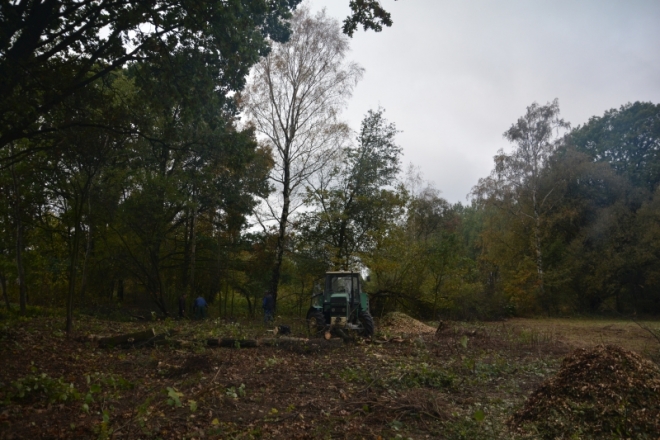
[307,271,374,337]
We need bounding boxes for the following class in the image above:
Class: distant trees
[552,102,660,313]
[472,100,569,311]
[242,6,363,306]
[3,0,660,323]
[569,102,660,192]
[467,100,660,316]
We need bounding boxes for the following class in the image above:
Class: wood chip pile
[379,312,436,335]
[508,344,660,438]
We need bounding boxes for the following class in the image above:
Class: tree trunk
[10,151,27,314]
[432,274,442,320]
[532,191,545,297]
[79,218,93,303]
[245,292,253,317]
[334,197,353,268]
[231,287,235,317]
[224,280,229,317]
[66,217,82,335]
[270,160,291,309]
[181,211,190,292]
[189,207,197,297]
[216,226,223,314]
[1,273,9,310]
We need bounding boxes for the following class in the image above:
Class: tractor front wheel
[306,308,325,335]
[358,310,375,337]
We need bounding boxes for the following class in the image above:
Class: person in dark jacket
[262,291,274,325]
[193,296,208,320]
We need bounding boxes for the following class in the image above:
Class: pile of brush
[509,344,660,438]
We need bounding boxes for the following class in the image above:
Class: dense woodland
[2,0,660,333]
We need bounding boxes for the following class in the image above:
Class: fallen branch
[207,338,258,348]
[98,328,156,348]
[98,328,180,348]
[206,336,342,349]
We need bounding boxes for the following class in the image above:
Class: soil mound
[508,344,660,438]
[380,312,435,335]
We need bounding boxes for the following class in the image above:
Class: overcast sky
[307,0,660,203]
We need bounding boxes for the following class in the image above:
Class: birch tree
[243,6,363,305]
[472,99,569,301]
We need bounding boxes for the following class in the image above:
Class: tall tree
[472,99,569,305]
[302,108,402,268]
[242,5,363,306]
[0,0,301,158]
[568,102,660,192]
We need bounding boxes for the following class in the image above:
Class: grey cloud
[311,0,660,202]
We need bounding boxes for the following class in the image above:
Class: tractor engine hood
[328,293,349,326]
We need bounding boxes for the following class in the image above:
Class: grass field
[495,317,660,355]
[1,312,658,439]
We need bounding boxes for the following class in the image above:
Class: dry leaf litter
[508,344,660,438]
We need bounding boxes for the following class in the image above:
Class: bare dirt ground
[1,313,658,439]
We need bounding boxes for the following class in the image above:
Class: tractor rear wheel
[306,308,325,335]
[358,310,374,337]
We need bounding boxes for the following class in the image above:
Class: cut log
[98,329,156,348]
[131,329,181,348]
[207,338,259,348]
[260,337,309,346]
[206,336,343,349]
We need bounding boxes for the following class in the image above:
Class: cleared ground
[0,313,658,439]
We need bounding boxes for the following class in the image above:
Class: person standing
[262,291,274,325]
[193,296,208,320]
[178,294,187,319]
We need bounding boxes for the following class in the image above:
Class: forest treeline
[1,2,659,330]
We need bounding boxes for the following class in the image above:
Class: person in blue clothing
[193,296,208,320]
[262,291,274,325]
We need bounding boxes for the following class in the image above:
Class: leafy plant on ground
[226,383,246,398]
[396,362,455,389]
[3,370,80,404]
[166,387,184,407]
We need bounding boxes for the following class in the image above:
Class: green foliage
[225,384,246,399]
[343,0,394,36]
[341,363,454,391]
[396,363,455,389]
[4,371,80,404]
[166,387,184,407]
[463,100,660,316]
[300,107,403,270]
[569,102,660,192]
[0,0,300,152]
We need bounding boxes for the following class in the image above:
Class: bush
[436,284,512,321]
